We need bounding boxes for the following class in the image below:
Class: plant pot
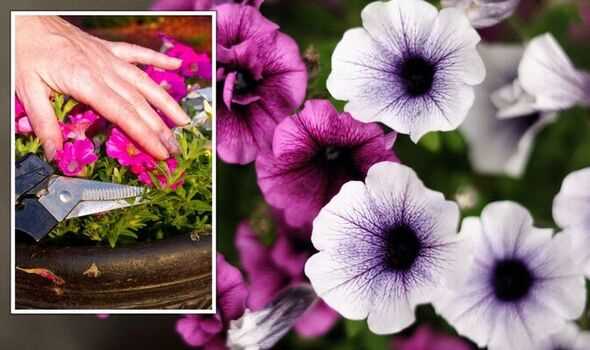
[15,234,212,310]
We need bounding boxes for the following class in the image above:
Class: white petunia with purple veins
[441,0,520,29]
[553,167,590,277]
[460,44,558,177]
[536,323,590,350]
[519,33,590,112]
[327,0,485,143]
[436,201,586,350]
[305,162,466,334]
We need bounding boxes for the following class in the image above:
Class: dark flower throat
[491,258,535,302]
[399,56,435,97]
[385,224,422,271]
[234,71,256,95]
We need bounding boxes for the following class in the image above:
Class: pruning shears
[15,154,145,241]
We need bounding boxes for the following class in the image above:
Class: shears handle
[15,154,54,199]
[15,197,58,241]
[15,154,57,241]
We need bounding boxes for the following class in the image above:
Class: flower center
[234,71,256,95]
[324,146,341,161]
[67,161,79,173]
[491,258,535,302]
[385,224,422,271]
[126,144,139,156]
[399,56,435,97]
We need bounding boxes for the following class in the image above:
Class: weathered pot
[15,234,212,310]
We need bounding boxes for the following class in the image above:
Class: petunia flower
[553,167,590,277]
[227,284,317,350]
[460,44,557,177]
[305,162,465,334]
[436,201,586,350]
[256,99,398,228]
[536,323,590,350]
[391,325,472,350]
[216,3,307,164]
[441,0,520,28]
[106,127,155,170]
[327,0,485,142]
[235,221,339,338]
[151,0,263,10]
[518,33,590,112]
[106,127,184,188]
[160,37,212,80]
[176,254,248,349]
[144,66,188,102]
[55,139,98,177]
[15,96,33,135]
[61,110,102,141]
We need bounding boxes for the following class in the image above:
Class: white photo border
[10,10,217,315]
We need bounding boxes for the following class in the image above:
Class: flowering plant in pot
[14,17,214,310]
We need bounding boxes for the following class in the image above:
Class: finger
[65,68,170,160]
[18,79,62,161]
[107,42,182,71]
[115,63,191,126]
[103,73,180,155]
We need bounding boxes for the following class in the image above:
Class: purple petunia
[235,221,339,338]
[151,0,263,10]
[256,99,398,229]
[216,3,307,164]
[176,254,248,349]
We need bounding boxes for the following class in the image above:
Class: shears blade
[66,196,143,219]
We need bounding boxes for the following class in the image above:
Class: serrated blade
[66,197,143,219]
[78,181,144,201]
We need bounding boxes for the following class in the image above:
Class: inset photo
[11,12,215,313]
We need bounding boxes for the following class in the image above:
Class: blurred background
[3,0,590,349]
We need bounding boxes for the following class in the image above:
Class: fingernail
[162,134,181,155]
[44,141,57,161]
[171,57,182,67]
[181,113,191,125]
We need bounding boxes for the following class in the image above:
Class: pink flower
[106,127,184,188]
[161,36,212,80]
[144,66,188,101]
[61,110,101,140]
[15,96,33,135]
[106,127,155,170]
[55,139,98,177]
[176,254,248,349]
[392,326,472,350]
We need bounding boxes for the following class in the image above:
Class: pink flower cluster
[106,127,183,189]
[161,34,212,80]
[55,110,102,177]
[15,96,32,135]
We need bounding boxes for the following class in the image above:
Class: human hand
[15,16,191,160]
